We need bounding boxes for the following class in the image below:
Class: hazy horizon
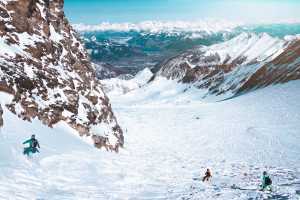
[64,0,300,24]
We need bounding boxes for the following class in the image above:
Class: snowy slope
[0,80,300,199]
[101,68,153,95]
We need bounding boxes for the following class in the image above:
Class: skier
[260,171,272,191]
[202,168,212,182]
[23,134,40,156]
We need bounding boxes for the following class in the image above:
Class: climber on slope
[260,171,272,191]
[23,134,40,156]
[202,168,212,182]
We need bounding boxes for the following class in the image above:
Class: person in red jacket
[202,168,212,182]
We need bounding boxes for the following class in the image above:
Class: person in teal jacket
[23,134,40,156]
[260,171,272,191]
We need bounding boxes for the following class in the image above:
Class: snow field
[0,80,300,199]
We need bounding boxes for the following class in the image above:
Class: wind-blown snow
[0,79,300,199]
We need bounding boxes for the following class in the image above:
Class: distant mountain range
[99,31,300,100]
[74,22,300,79]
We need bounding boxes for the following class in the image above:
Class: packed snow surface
[0,80,300,199]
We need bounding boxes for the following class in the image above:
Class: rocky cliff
[0,0,123,151]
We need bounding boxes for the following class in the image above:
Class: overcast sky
[64,0,300,24]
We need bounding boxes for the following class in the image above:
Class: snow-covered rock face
[0,0,123,151]
[156,32,300,97]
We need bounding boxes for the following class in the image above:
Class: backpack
[265,176,272,185]
[32,139,38,148]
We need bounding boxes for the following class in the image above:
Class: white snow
[0,37,22,57]
[36,2,46,20]
[76,96,89,123]
[0,78,300,199]
[23,64,35,78]
[49,24,63,43]
[284,34,300,41]
[17,32,43,50]
[0,32,43,59]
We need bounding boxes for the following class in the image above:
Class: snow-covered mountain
[75,21,243,74]
[0,0,123,151]
[155,32,300,98]
[75,22,300,76]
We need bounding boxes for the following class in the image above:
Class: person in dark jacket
[23,134,40,156]
[202,168,212,182]
[260,171,272,191]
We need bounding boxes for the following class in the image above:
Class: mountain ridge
[154,32,300,98]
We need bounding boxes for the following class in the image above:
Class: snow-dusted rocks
[0,0,123,151]
[155,32,300,97]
